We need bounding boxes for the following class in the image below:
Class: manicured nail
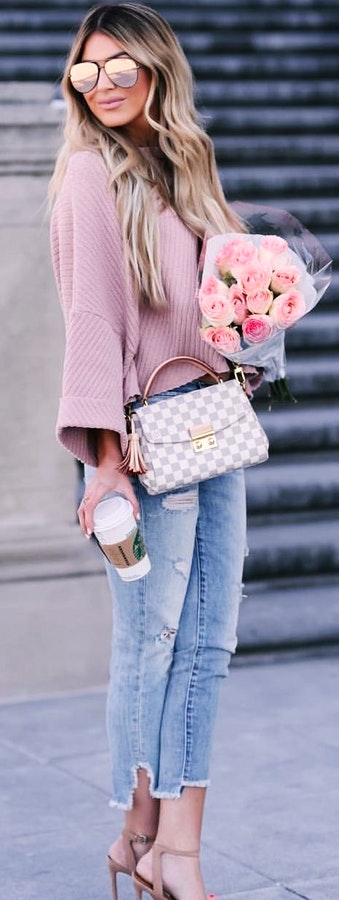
[136,512,140,521]
[86,530,92,539]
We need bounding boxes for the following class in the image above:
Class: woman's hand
[77,430,140,537]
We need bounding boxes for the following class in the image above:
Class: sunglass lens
[105,58,138,88]
[70,62,98,93]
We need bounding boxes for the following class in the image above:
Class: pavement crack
[0,736,48,765]
[51,759,110,797]
[281,885,313,900]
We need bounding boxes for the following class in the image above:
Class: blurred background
[0,0,338,699]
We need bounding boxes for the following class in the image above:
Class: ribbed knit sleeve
[51,150,135,464]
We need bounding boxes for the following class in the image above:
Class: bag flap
[134,380,251,446]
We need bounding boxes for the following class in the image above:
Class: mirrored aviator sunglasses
[69,57,140,93]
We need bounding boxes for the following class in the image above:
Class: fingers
[78,493,94,538]
[121,481,140,522]
[78,476,140,538]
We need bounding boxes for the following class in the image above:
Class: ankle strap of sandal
[124,830,155,844]
[122,829,155,872]
[154,842,199,857]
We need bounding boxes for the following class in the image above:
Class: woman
[50,4,251,899]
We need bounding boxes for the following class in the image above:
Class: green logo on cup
[133,529,146,561]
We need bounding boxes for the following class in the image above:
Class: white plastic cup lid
[93,497,133,531]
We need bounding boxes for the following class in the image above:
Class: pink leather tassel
[118,417,147,475]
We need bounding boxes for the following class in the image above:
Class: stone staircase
[0,0,338,665]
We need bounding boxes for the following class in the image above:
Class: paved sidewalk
[1,656,339,900]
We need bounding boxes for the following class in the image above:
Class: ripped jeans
[85,379,247,809]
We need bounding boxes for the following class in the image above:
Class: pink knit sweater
[51,149,229,465]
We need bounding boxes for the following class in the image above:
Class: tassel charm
[118,416,147,475]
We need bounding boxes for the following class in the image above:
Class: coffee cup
[93,496,151,581]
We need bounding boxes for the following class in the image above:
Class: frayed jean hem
[108,766,211,810]
[152,779,211,799]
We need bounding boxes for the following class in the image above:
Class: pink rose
[228,284,248,325]
[239,263,272,294]
[246,288,273,315]
[270,266,301,294]
[200,275,228,297]
[201,325,242,353]
[261,235,288,255]
[242,314,275,344]
[215,238,257,277]
[259,235,290,269]
[199,293,234,326]
[269,289,306,328]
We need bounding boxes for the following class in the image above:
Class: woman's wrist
[96,429,123,467]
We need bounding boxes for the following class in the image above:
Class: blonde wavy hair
[50,2,244,309]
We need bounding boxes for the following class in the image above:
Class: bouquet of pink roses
[198,204,332,400]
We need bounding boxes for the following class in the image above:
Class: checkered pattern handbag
[120,356,269,495]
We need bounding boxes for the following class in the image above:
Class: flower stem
[268,377,297,410]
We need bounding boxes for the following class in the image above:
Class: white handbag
[120,356,269,495]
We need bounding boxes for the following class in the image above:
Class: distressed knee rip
[161,490,197,512]
[156,626,177,644]
[174,558,189,578]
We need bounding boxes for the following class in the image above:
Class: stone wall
[0,170,74,527]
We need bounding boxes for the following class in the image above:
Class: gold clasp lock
[233,364,246,390]
[189,421,217,452]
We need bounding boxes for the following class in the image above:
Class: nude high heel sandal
[108,829,154,900]
[133,842,199,900]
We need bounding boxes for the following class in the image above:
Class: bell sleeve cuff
[56,310,128,465]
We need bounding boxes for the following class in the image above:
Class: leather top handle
[142,355,224,403]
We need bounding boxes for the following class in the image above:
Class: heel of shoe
[107,855,119,900]
[133,875,145,899]
[107,831,155,900]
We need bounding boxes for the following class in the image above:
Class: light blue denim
[85,379,247,809]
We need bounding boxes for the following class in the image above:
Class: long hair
[50,3,244,309]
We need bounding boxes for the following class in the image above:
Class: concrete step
[1,7,339,32]
[185,33,339,56]
[0,523,103,584]
[208,107,339,135]
[219,164,339,206]
[291,231,336,265]
[244,515,339,581]
[284,311,339,351]
[3,0,338,7]
[245,454,339,516]
[0,81,55,101]
[253,197,339,230]
[237,576,339,655]
[213,134,339,164]
[323,272,339,307]
[190,53,339,79]
[257,402,339,454]
[219,164,339,195]
[197,79,339,106]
